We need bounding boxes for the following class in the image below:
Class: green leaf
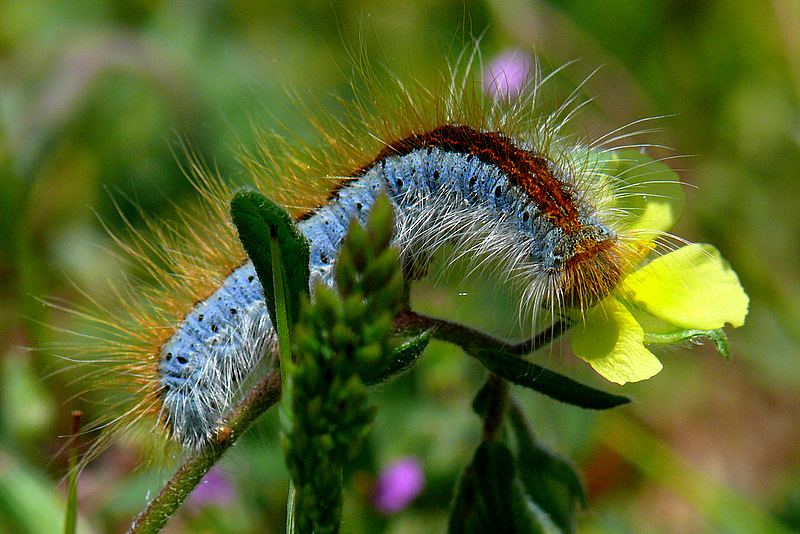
[230,189,310,325]
[448,464,478,534]
[622,243,749,330]
[364,329,431,385]
[644,327,730,359]
[471,441,546,534]
[450,443,545,534]
[366,193,395,251]
[0,450,77,534]
[571,297,663,384]
[471,379,492,417]
[473,348,630,409]
[509,405,584,534]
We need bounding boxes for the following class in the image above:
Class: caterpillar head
[544,219,627,312]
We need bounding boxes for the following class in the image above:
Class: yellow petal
[572,298,663,384]
[622,244,749,330]
[599,149,686,237]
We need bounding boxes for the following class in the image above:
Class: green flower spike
[283,194,404,534]
[571,151,750,384]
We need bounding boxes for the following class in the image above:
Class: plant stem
[127,370,282,534]
[286,481,297,533]
[125,310,566,532]
[270,227,293,390]
[393,310,570,355]
[63,411,81,534]
[481,375,509,443]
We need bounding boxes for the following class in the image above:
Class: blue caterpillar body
[158,137,619,449]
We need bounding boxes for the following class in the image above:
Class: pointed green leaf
[449,465,479,534]
[471,441,546,534]
[509,405,584,534]
[472,348,630,409]
[0,454,71,534]
[364,329,431,384]
[230,190,310,325]
[644,327,730,359]
[367,193,395,251]
[471,379,492,417]
[626,304,731,357]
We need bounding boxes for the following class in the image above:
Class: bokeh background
[2,0,800,532]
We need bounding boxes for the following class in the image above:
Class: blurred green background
[2,0,800,532]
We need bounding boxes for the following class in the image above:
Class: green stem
[125,310,570,532]
[270,227,293,388]
[127,370,282,534]
[268,227,301,531]
[395,311,629,409]
[63,411,81,534]
[286,481,297,534]
[481,375,509,443]
[393,310,570,355]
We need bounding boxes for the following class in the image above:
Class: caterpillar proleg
[72,46,656,455]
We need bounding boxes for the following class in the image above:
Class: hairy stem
[481,375,510,443]
[64,411,82,534]
[127,370,282,534]
[126,312,560,533]
[394,310,570,355]
[270,227,293,392]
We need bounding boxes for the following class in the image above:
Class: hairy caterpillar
[69,46,654,456]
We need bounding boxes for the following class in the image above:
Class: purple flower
[186,466,236,510]
[371,457,425,515]
[483,49,534,100]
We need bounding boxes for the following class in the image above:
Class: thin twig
[127,370,282,534]
[393,310,570,355]
[126,311,566,532]
[481,375,510,443]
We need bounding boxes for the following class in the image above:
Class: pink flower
[186,467,236,510]
[483,48,534,99]
[371,457,425,515]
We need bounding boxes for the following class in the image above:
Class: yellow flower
[570,151,750,384]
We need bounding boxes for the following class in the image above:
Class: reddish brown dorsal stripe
[352,124,582,232]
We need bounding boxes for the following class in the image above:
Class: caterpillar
[69,45,652,457]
